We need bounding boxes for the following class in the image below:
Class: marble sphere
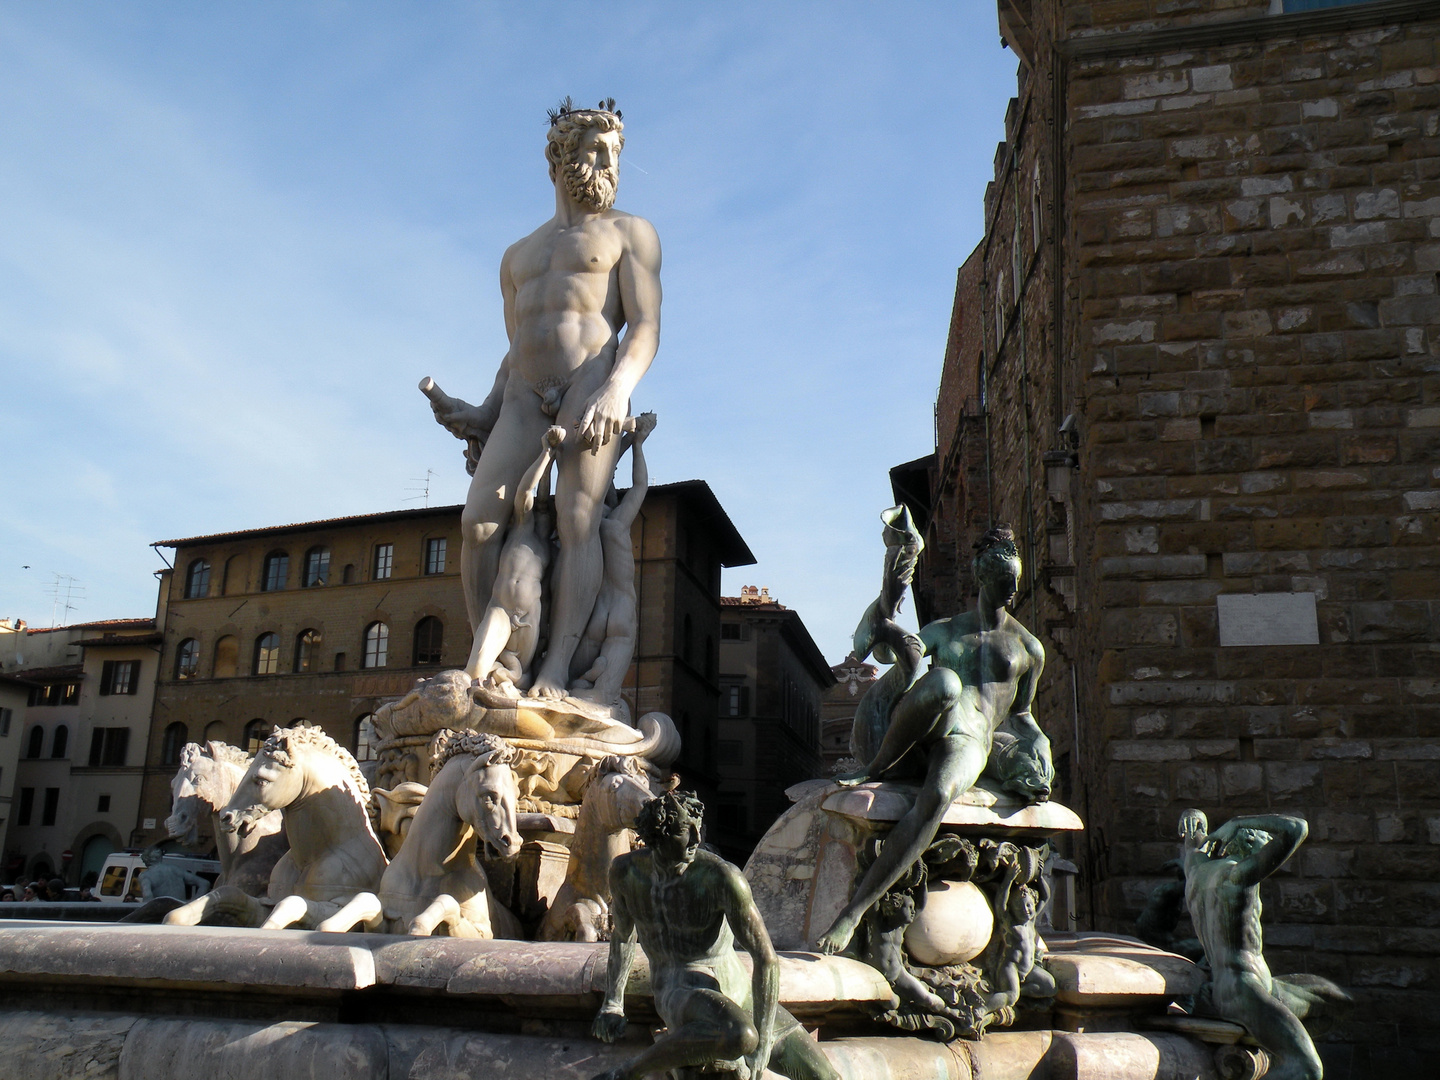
[904,880,994,966]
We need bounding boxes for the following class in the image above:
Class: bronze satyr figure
[591,791,838,1080]
[1180,810,1349,1080]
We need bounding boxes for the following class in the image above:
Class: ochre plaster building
[905,0,1440,1068]
[6,619,163,885]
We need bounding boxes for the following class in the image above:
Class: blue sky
[0,1,1018,663]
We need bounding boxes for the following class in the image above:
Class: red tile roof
[10,664,84,682]
[25,618,154,635]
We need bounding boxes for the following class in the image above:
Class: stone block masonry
[920,0,1440,1069]
[1071,10,1440,1069]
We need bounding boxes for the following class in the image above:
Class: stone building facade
[7,619,163,886]
[714,586,834,862]
[907,0,1440,1066]
[136,482,755,852]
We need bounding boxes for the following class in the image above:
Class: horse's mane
[263,725,372,805]
[203,741,253,768]
[429,729,519,776]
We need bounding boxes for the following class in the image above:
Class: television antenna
[405,469,438,508]
[45,573,85,627]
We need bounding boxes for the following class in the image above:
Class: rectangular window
[99,865,128,898]
[0,707,10,735]
[373,543,394,581]
[424,537,447,575]
[720,623,742,641]
[98,794,111,813]
[100,659,138,696]
[28,684,78,707]
[17,788,34,826]
[41,788,59,826]
[724,684,750,718]
[261,552,289,592]
[302,547,330,587]
[89,727,130,767]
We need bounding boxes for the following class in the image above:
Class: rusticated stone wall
[1070,15,1440,1061]
[920,0,1440,1068]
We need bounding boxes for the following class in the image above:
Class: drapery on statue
[591,791,838,1080]
[1180,810,1349,1080]
[423,97,661,704]
[818,520,1053,955]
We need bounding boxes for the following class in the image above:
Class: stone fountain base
[0,921,1224,1080]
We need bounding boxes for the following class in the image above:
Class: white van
[96,851,221,904]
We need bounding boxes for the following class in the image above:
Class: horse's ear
[205,741,224,759]
[462,750,493,775]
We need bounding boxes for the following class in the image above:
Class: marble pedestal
[746,777,1083,953]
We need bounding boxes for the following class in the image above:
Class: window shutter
[112,728,131,766]
[740,686,751,717]
[126,661,140,695]
[89,730,104,767]
[99,660,115,695]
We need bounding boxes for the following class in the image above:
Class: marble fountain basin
[0,920,1217,1080]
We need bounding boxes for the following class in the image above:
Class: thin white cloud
[0,1,1016,659]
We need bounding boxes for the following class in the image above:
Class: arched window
[51,724,68,759]
[25,726,43,759]
[261,551,289,592]
[253,633,280,676]
[243,719,271,753]
[413,617,443,665]
[161,722,188,765]
[302,546,330,588]
[342,563,356,584]
[213,635,239,678]
[705,635,715,681]
[202,720,226,745]
[682,614,693,664]
[184,559,211,599]
[294,629,322,673]
[363,622,389,669]
[354,714,377,761]
[175,638,200,680]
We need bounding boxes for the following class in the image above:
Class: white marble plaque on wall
[1216,592,1319,647]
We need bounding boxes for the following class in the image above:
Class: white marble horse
[318,731,525,938]
[165,725,387,929]
[537,755,663,941]
[166,741,288,897]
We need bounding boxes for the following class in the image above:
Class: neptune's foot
[834,768,871,788]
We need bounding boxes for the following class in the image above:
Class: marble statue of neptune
[429,99,661,700]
